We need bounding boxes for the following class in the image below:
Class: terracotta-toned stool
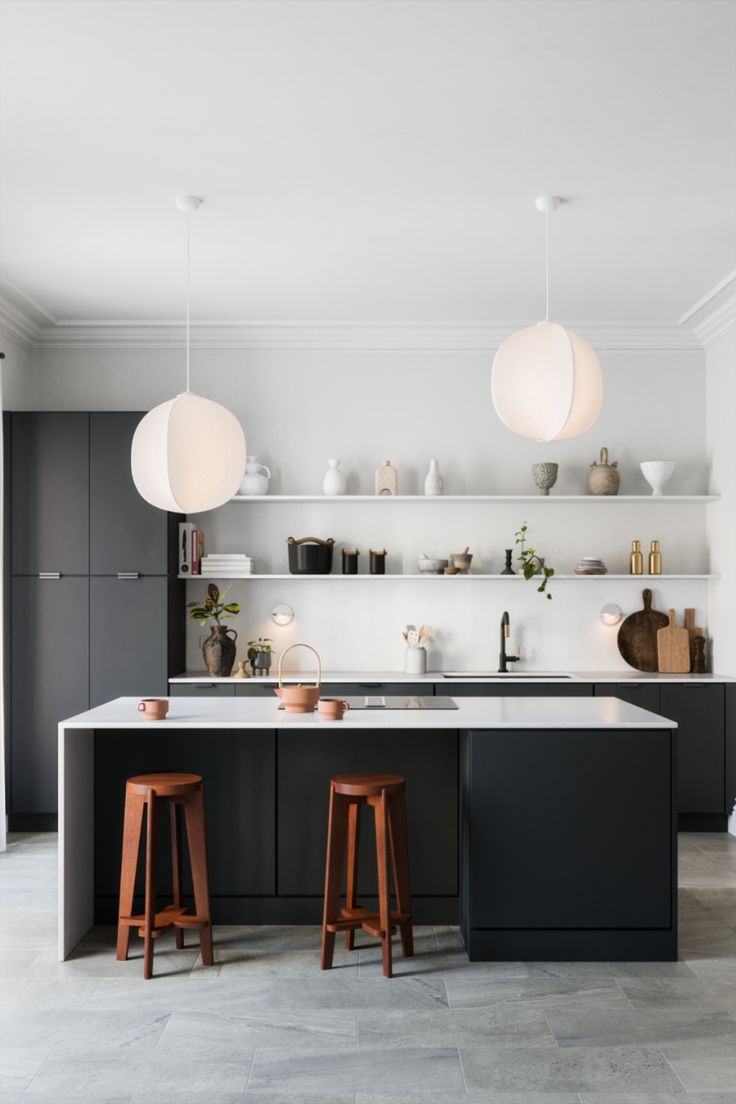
[321,772,413,979]
[116,773,213,979]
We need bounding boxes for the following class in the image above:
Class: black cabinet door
[11,576,89,813]
[90,577,169,706]
[594,683,660,712]
[234,682,432,699]
[660,684,725,814]
[94,729,276,898]
[11,413,89,575]
[170,683,236,697]
[468,728,673,929]
[90,412,172,576]
[278,729,458,897]
[447,682,592,697]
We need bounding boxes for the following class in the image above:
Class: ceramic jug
[424,458,444,496]
[239,455,271,496]
[322,458,347,496]
[588,447,620,496]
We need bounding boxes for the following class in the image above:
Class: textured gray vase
[532,462,559,495]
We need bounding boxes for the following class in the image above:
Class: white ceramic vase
[640,461,675,496]
[405,646,427,675]
[239,455,271,495]
[424,458,444,496]
[322,458,347,496]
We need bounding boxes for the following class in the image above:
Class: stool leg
[374,789,393,979]
[321,785,349,970]
[183,787,214,967]
[388,788,414,958]
[143,790,159,980]
[170,801,184,950]
[116,788,145,961]
[345,800,360,951]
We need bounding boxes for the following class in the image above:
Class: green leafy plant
[515,523,555,599]
[247,637,273,662]
[186,583,240,626]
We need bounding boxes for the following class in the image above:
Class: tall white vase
[323,458,347,496]
[424,458,444,496]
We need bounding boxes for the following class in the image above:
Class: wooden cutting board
[617,588,669,672]
[657,609,691,673]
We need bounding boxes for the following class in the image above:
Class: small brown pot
[202,624,238,677]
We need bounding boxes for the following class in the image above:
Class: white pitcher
[322,458,347,496]
[239,456,271,496]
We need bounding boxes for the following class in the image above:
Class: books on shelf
[199,553,253,577]
[178,523,204,575]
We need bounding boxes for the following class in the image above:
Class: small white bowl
[640,461,675,496]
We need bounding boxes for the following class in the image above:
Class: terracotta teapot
[274,642,322,713]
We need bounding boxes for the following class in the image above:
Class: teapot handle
[277,642,322,688]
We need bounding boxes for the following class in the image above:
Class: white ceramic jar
[239,456,271,496]
[424,458,444,496]
[405,646,427,675]
[323,458,347,496]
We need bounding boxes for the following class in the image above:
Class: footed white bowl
[640,461,675,496]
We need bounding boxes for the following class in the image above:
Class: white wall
[707,327,736,676]
[9,343,713,672]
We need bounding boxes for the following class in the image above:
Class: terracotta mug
[137,698,169,721]
[318,698,350,721]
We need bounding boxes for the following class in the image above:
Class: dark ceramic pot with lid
[287,537,335,574]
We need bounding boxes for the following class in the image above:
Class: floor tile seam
[542,1008,563,1049]
[454,1044,469,1095]
[240,1050,256,1095]
[660,1045,692,1095]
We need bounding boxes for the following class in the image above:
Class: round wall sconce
[600,603,623,626]
[272,603,294,627]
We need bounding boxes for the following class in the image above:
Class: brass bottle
[648,539,662,575]
[629,540,643,575]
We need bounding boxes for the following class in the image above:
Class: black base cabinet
[461,727,677,960]
[659,684,725,825]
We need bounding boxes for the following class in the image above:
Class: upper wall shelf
[227,494,719,503]
[180,573,718,581]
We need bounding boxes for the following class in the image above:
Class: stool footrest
[325,906,411,938]
[121,904,210,936]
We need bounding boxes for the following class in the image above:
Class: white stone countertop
[169,669,734,684]
[60,695,676,730]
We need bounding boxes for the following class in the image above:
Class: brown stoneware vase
[202,624,238,677]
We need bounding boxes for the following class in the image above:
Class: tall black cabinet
[6,412,184,829]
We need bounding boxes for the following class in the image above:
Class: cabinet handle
[358,683,381,688]
[38,572,61,579]
[117,572,140,579]
[193,684,216,689]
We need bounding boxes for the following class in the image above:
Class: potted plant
[247,637,274,676]
[515,523,555,599]
[187,584,241,676]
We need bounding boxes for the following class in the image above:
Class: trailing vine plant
[515,523,555,599]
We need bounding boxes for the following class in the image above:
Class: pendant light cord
[545,209,550,322]
[185,211,191,394]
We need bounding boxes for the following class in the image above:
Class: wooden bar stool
[321,772,413,979]
[116,773,213,979]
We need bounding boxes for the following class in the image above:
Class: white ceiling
[0,0,735,325]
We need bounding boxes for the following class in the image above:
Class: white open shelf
[181,573,718,581]
[228,494,719,503]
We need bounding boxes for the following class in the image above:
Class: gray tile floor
[2,833,736,1102]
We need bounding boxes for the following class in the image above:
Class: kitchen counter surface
[61,694,675,729]
[170,669,734,683]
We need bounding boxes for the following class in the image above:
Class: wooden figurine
[692,635,707,674]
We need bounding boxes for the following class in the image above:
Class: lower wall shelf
[179,573,718,581]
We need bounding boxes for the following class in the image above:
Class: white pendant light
[131,196,246,512]
[491,196,603,443]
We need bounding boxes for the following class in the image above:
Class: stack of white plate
[575,556,608,575]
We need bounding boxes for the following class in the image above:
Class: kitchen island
[59,695,677,962]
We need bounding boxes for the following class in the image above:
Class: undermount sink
[441,672,574,679]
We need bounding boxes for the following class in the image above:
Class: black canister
[342,549,359,575]
[369,548,387,575]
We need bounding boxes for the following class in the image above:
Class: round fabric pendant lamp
[131,196,246,512]
[491,197,603,443]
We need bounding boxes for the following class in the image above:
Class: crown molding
[26,318,702,352]
[0,294,40,351]
[679,270,736,348]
